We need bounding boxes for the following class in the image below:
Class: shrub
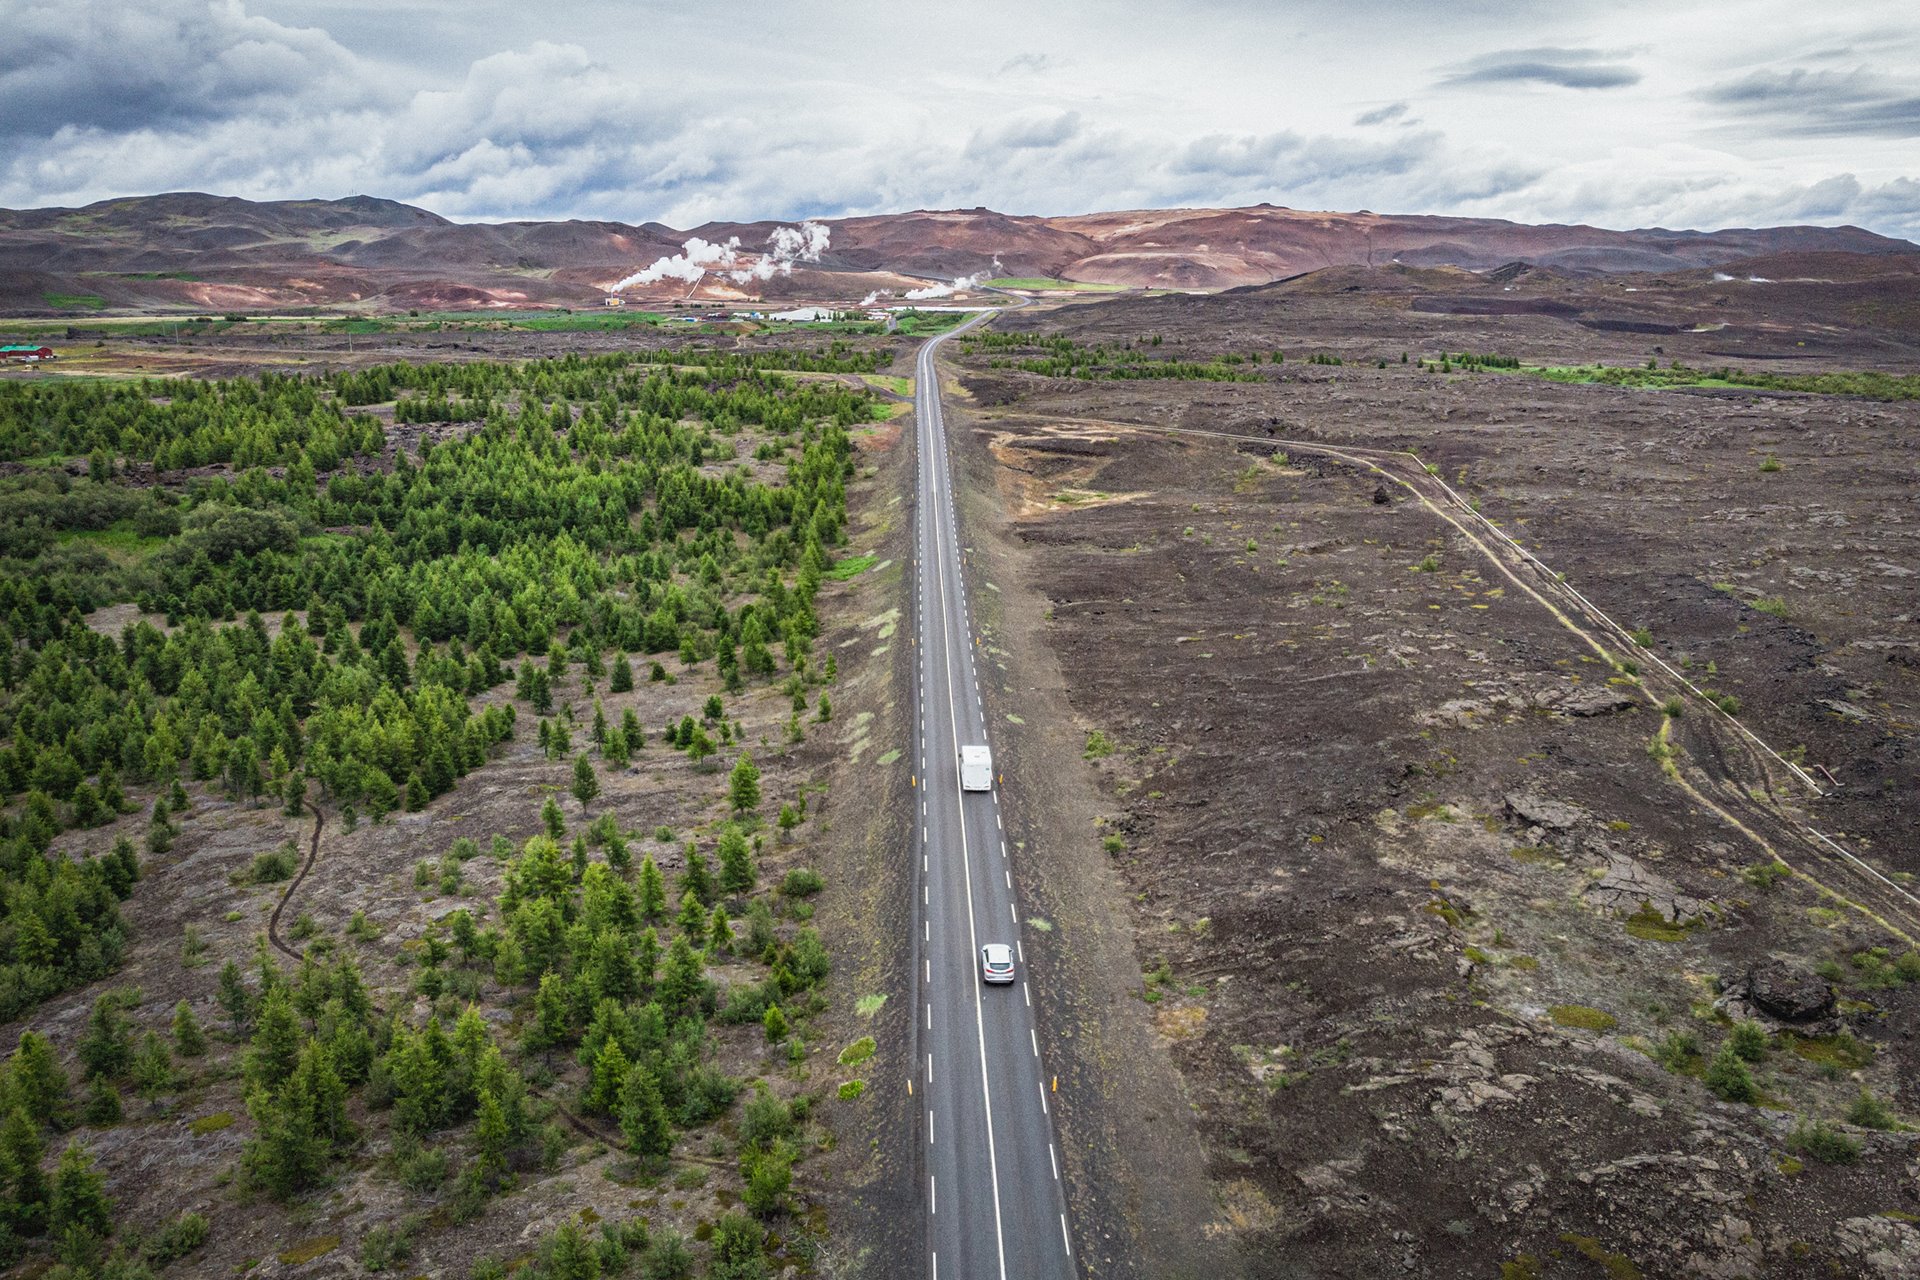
[394,1141,449,1192]
[144,1210,210,1265]
[1787,1120,1860,1164]
[741,1140,794,1215]
[242,843,299,884]
[1704,1046,1758,1103]
[1655,1030,1700,1071]
[837,1036,876,1067]
[640,1232,695,1280]
[780,868,825,898]
[741,1087,795,1149]
[1083,730,1115,760]
[1729,1020,1769,1062]
[361,1219,416,1272]
[1847,1090,1898,1131]
[1741,861,1792,891]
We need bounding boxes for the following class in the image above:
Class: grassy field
[55,524,169,563]
[1522,362,1920,402]
[986,277,1129,292]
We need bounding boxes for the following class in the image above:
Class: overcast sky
[4,0,1918,240]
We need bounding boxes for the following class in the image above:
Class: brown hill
[0,191,1912,314]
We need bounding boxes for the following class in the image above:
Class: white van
[960,745,993,792]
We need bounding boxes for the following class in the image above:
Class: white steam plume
[726,221,830,283]
[903,272,982,301]
[610,236,741,291]
[611,221,830,292]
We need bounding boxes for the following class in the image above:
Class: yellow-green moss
[188,1111,234,1136]
[1550,1005,1618,1032]
[1560,1233,1641,1280]
[278,1235,341,1266]
[1788,1032,1874,1070]
[1624,905,1696,943]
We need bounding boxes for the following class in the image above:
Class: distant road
[910,316,1076,1280]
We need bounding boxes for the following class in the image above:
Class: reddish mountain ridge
[0,192,1913,313]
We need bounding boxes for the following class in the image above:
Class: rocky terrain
[941,262,1920,1277]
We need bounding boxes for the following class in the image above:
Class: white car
[980,943,1016,984]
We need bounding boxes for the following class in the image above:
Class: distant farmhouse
[0,345,53,362]
[602,296,624,307]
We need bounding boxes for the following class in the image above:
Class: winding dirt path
[266,799,325,964]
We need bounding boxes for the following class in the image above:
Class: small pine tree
[677,890,708,947]
[172,1001,208,1058]
[686,724,716,768]
[1704,1045,1758,1104]
[718,826,756,895]
[728,753,761,814]
[0,1107,48,1231]
[244,986,302,1092]
[777,803,800,838]
[571,753,600,808]
[217,959,255,1033]
[586,1040,631,1114]
[618,1065,674,1160]
[681,844,715,907]
[542,796,566,840]
[472,1087,511,1190]
[816,693,832,722]
[47,1141,112,1240]
[610,653,634,692]
[9,1031,69,1119]
[709,905,733,954]
[521,973,571,1055]
[762,1004,788,1043]
[131,1032,175,1101]
[76,992,134,1081]
[637,855,667,920]
[82,1077,123,1125]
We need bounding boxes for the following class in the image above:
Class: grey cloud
[1171,132,1303,178]
[996,52,1055,75]
[1354,101,1410,126]
[1699,67,1920,137]
[0,2,373,138]
[1440,45,1640,90]
[963,110,1083,158]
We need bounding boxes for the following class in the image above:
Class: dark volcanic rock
[1744,960,1835,1023]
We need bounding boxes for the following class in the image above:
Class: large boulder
[1744,959,1835,1023]
[1505,792,1589,831]
[1585,856,1709,921]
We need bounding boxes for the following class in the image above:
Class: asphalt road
[909,316,1076,1280]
